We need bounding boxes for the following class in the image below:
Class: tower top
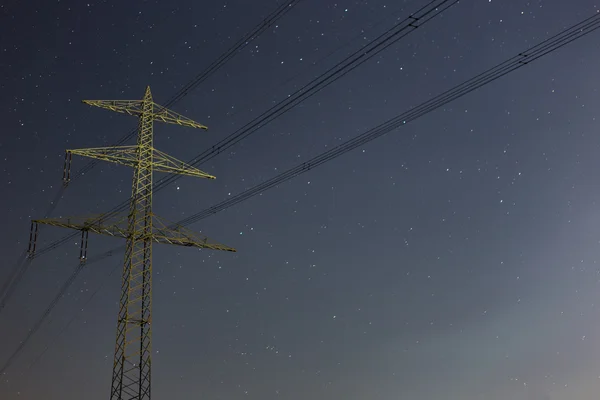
[82,86,208,130]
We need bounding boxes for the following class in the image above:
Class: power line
[26,257,121,372]
[146,0,459,193]
[0,0,454,316]
[0,261,85,376]
[1,0,445,373]
[177,11,600,227]
[7,8,600,379]
[0,252,29,312]
[29,0,457,263]
[4,248,123,377]
[9,0,304,261]
[0,0,302,315]
[220,0,421,121]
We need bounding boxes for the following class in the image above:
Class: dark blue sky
[2,1,600,399]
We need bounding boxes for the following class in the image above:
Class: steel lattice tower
[28,86,236,400]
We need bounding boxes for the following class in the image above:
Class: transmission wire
[0,0,303,315]
[31,0,457,262]
[10,8,600,379]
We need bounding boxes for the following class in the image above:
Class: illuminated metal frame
[29,87,235,400]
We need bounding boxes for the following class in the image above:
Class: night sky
[2,0,600,399]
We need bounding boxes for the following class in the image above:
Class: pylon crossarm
[82,98,208,130]
[82,100,146,117]
[33,214,130,238]
[149,102,208,129]
[34,213,236,252]
[67,146,216,179]
[153,216,236,252]
[152,148,215,179]
[68,146,139,168]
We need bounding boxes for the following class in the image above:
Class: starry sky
[2,0,600,399]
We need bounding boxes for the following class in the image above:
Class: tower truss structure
[28,86,236,400]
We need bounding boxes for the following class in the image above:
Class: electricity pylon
[28,86,236,400]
